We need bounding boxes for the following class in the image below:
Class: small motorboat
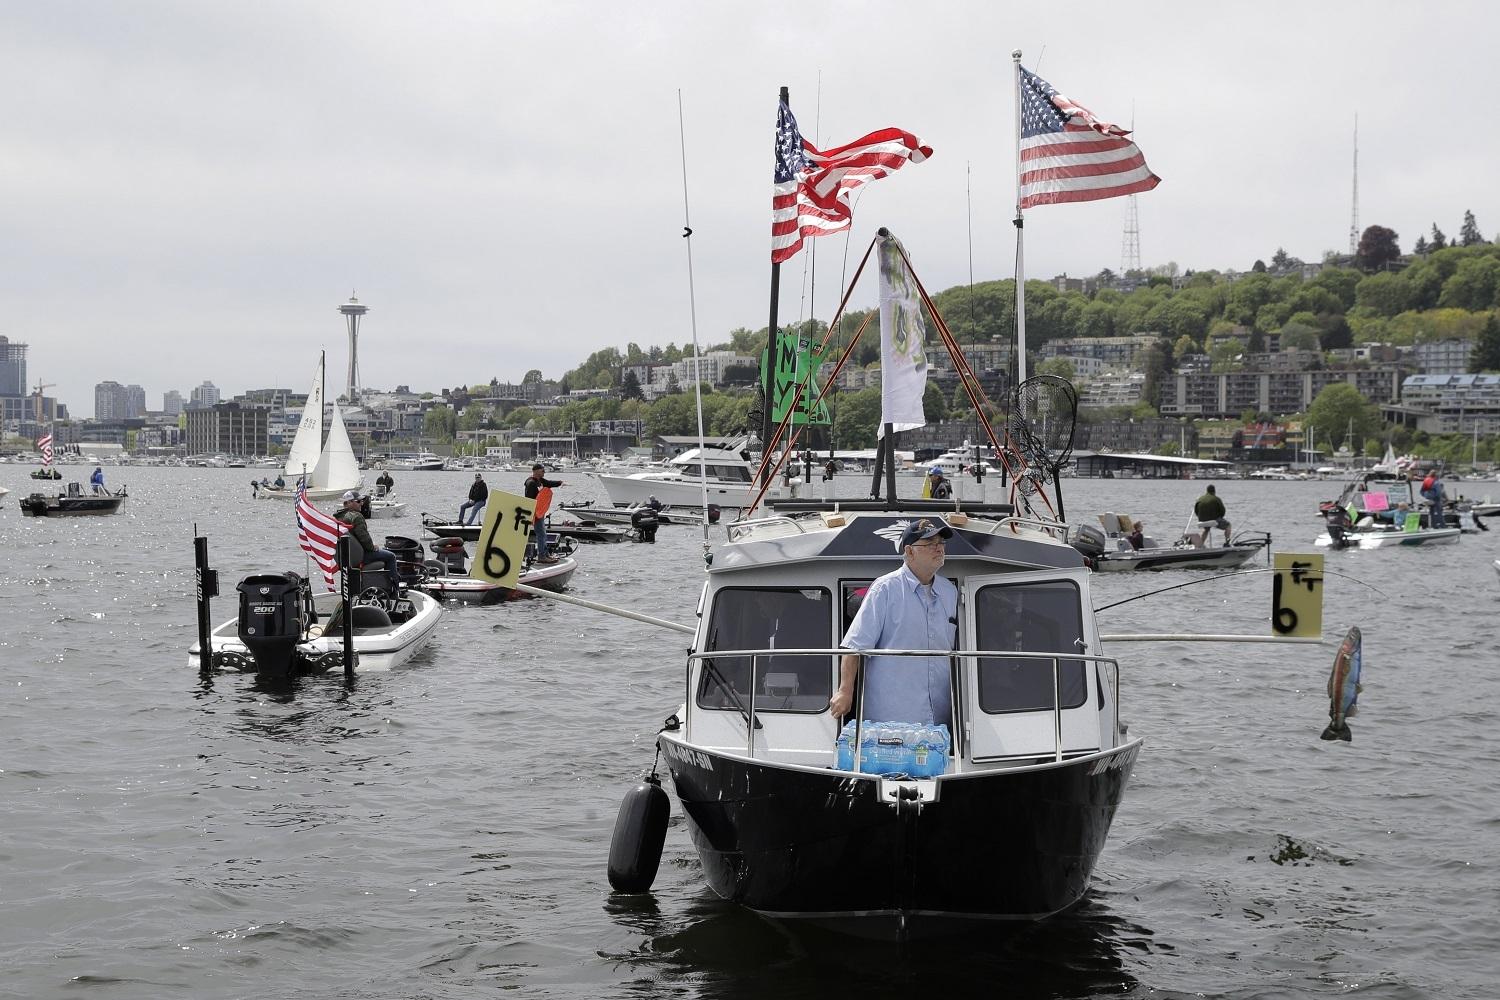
[20,483,128,517]
[419,513,611,545]
[1315,519,1462,549]
[557,499,713,528]
[400,535,577,604]
[190,573,442,679]
[30,468,63,480]
[366,497,408,519]
[1071,513,1270,572]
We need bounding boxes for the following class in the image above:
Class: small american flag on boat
[37,433,53,465]
[295,483,345,587]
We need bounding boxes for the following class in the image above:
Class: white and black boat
[1071,514,1271,572]
[419,513,623,545]
[594,441,756,510]
[557,499,711,528]
[399,535,577,604]
[192,582,441,677]
[20,483,128,517]
[640,499,1138,938]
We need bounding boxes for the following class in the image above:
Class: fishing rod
[1093,565,1387,614]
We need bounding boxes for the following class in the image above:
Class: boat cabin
[678,510,1124,775]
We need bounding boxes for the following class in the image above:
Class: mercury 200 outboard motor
[1070,523,1107,565]
[630,506,660,544]
[235,572,308,681]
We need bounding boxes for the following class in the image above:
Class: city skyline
[3,2,1498,417]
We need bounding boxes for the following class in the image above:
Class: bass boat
[20,483,128,517]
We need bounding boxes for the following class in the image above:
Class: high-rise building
[189,381,220,410]
[124,384,146,419]
[95,380,127,420]
[163,390,184,416]
[0,335,26,397]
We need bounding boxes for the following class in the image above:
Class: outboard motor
[1070,523,1107,561]
[235,572,308,680]
[630,506,660,543]
[384,535,426,585]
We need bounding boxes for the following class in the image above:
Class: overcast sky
[3,1,1495,417]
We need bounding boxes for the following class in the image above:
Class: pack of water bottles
[835,720,951,778]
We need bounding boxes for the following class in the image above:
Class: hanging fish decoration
[1321,626,1362,742]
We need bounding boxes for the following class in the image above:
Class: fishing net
[1009,375,1079,484]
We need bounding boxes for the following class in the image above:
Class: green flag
[763,329,830,426]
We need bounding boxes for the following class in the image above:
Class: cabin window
[972,580,1088,714]
[698,587,832,713]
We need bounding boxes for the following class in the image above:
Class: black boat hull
[661,735,1141,936]
[20,494,126,517]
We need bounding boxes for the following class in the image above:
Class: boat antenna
[676,89,713,559]
[1093,566,1385,613]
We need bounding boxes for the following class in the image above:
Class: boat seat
[351,604,392,631]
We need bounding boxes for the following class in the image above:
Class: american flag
[1018,66,1160,210]
[771,101,931,264]
[295,484,345,587]
[37,433,53,465]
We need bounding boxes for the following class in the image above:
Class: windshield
[698,587,832,713]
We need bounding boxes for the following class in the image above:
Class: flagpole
[1012,50,1028,392]
[761,85,789,489]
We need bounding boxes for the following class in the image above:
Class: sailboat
[254,353,364,501]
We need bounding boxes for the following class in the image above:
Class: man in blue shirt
[831,518,958,726]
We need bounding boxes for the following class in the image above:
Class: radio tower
[1120,105,1141,275]
[338,293,369,404]
[1121,195,1141,275]
[1348,115,1360,255]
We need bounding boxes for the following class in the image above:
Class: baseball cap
[341,490,360,502]
[930,466,944,475]
[898,517,953,550]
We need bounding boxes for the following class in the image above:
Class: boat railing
[989,515,1070,540]
[686,646,1121,768]
[723,514,817,542]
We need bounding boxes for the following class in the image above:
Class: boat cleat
[878,777,940,809]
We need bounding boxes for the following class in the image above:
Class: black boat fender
[607,774,669,893]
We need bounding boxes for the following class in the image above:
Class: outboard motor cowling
[630,507,660,544]
[235,572,307,680]
[1070,523,1107,560]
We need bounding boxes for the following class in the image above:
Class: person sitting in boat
[927,467,952,500]
[375,470,394,497]
[273,474,285,490]
[1192,484,1230,547]
[645,495,663,512]
[830,518,958,727]
[1127,521,1145,551]
[335,490,400,594]
[90,466,106,495]
[459,473,489,525]
[525,464,563,563]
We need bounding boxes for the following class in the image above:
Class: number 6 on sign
[1271,552,1323,638]
[470,488,533,588]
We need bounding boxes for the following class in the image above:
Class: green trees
[1460,210,1486,247]
[1437,256,1500,311]
[1471,314,1500,372]
[1305,383,1380,450]
[422,405,456,442]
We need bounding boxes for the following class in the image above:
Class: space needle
[338,293,369,404]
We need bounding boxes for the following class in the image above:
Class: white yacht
[595,442,756,510]
[387,452,445,472]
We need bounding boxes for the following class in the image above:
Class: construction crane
[32,381,55,426]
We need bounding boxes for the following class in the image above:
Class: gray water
[2,467,1497,999]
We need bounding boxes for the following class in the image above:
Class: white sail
[284,354,325,481]
[312,401,363,492]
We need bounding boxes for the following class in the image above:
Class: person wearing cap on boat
[831,517,958,727]
[1192,484,1231,547]
[645,494,663,512]
[927,466,952,500]
[459,472,489,525]
[375,469,394,497]
[335,490,400,593]
[90,466,107,495]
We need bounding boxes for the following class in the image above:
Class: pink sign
[1361,491,1390,512]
